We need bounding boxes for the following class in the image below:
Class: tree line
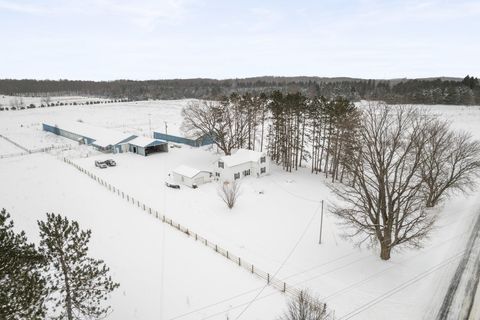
[0,210,119,320]
[182,92,360,184]
[182,92,480,261]
[1,75,479,105]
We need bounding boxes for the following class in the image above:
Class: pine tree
[0,208,47,320]
[38,213,119,320]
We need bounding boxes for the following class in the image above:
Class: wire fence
[0,134,30,152]
[0,139,73,159]
[62,156,304,298]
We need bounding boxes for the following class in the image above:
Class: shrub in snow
[218,181,240,209]
[278,290,328,320]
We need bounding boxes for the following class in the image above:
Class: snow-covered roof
[173,165,209,178]
[128,136,166,147]
[220,149,265,167]
[43,120,135,147]
[154,127,207,140]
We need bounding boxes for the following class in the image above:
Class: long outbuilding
[42,120,168,156]
[153,131,214,147]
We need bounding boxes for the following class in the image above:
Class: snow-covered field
[0,94,110,107]
[1,99,479,319]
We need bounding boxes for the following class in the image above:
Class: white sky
[0,0,479,80]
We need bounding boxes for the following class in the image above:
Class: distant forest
[0,75,479,105]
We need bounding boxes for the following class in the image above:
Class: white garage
[172,165,212,188]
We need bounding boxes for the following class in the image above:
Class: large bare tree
[181,99,251,155]
[421,120,480,207]
[332,105,435,260]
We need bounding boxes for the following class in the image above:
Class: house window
[243,169,250,176]
[218,161,224,169]
[234,173,240,180]
[260,167,266,174]
[215,172,220,177]
[260,156,266,163]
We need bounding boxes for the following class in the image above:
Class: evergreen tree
[0,208,47,320]
[38,213,119,320]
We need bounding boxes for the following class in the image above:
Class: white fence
[62,157,306,298]
[0,141,72,159]
[0,132,73,159]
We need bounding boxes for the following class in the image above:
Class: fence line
[61,156,302,298]
[0,134,30,152]
[0,133,72,159]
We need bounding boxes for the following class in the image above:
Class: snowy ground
[0,94,110,107]
[0,137,24,155]
[1,99,479,319]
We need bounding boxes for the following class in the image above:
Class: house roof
[220,149,265,167]
[128,136,166,148]
[173,165,209,178]
[43,120,135,147]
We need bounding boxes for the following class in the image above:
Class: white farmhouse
[214,149,270,181]
[172,165,213,188]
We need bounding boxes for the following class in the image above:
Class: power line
[337,248,475,320]
[322,231,470,302]
[169,252,360,320]
[179,232,471,320]
[234,201,323,320]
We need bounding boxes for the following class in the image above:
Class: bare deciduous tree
[332,104,436,260]
[41,95,51,105]
[278,290,328,320]
[9,97,24,109]
[421,120,480,207]
[181,99,250,155]
[218,181,240,209]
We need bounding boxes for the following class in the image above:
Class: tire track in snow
[436,210,480,320]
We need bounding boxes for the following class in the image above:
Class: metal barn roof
[128,136,167,148]
[43,120,135,147]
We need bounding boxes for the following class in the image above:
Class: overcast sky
[0,0,479,80]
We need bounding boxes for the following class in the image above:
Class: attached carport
[128,137,168,156]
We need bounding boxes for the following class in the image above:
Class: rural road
[436,210,480,320]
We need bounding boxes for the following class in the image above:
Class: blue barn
[42,120,168,156]
[153,131,214,147]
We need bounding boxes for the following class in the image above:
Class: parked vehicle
[105,159,116,166]
[95,160,107,169]
[165,182,180,189]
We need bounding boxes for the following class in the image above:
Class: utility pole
[319,200,324,244]
[148,113,152,138]
[164,121,168,142]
